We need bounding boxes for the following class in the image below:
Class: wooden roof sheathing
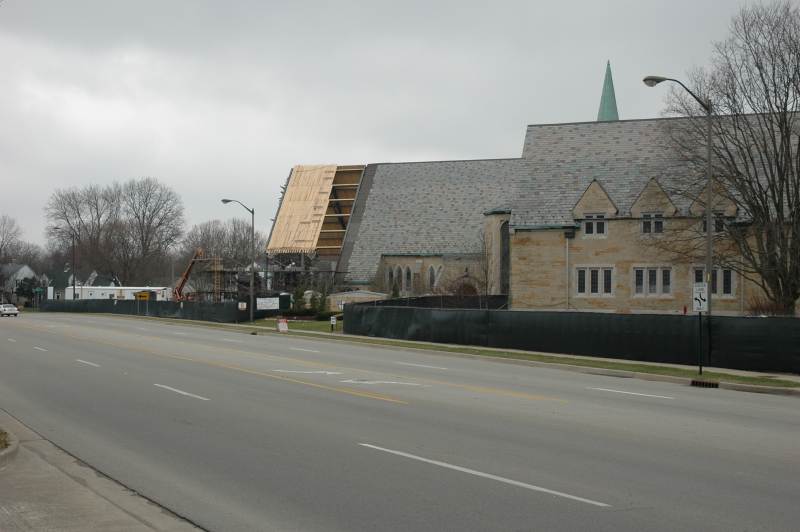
[267,164,337,254]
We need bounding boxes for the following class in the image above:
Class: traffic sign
[693,284,708,312]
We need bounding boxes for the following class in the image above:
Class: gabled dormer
[630,178,678,218]
[688,180,738,218]
[573,180,618,238]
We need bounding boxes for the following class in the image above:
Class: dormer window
[642,213,664,234]
[584,214,606,236]
[702,212,726,233]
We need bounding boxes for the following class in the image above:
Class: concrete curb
[0,426,20,468]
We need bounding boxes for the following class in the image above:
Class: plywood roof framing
[267,164,365,259]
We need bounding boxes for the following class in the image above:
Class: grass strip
[50,312,800,389]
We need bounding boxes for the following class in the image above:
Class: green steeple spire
[597,60,619,122]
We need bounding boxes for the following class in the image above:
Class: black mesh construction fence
[41,296,290,323]
[343,305,800,374]
[362,295,509,309]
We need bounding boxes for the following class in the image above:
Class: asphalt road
[0,313,798,531]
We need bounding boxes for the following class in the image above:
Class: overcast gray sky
[0,0,746,245]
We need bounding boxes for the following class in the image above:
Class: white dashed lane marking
[359,443,611,508]
[154,384,210,401]
[395,362,448,370]
[588,388,674,400]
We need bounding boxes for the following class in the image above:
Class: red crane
[173,248,204,301]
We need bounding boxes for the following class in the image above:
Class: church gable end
[630,178,677,217]
[572,180,618,219]
[688,181,738,217]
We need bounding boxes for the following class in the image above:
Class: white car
[0,304,19,317]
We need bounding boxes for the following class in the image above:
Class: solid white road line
[342,379,425,386]
[172,332,188,336]
[290,347,321,353]
[273,370,342,375]
[395,362,448,370]
[221,338,243,343]
[588,387,674,400]
[359,444,610,508]
[7,338,16,343]
[76,359,100,368]
[33,346,48,352]
[153,384,210,401]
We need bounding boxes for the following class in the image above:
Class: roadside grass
[42,311,800,389]
[0,429,8,450]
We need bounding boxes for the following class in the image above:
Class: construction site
[266,164,364,293]
[172,249,269,303]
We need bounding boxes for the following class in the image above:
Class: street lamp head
[643,76,668,87]
[221,199,232,204]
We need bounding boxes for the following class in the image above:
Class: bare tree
[44,178,184,285]
[180,218,267,268]
[0,215,21,261]
[663,1,800,313]
[121,178,184,282]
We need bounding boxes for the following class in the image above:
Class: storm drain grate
[691,379,720,388]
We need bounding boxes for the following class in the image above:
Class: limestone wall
[510,219,765,315]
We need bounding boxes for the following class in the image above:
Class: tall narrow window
[642,214,652,234]
[711,269,718,294]
[590,269,599,294]
[662,269,671,294]
[648,268,658,294]
[653,214,664,233]
[723,269,732,295]
[603,269,612,294]
[405,267,412,293]
[694,268,704,284]
[577,269,586,294]
[500,221,510,295]
[635,269,644,294]
[428,266,436,290]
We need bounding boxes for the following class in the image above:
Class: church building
[267,63,767,315]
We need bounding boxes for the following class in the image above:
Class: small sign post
[693,284,708,375]
[277,318,289,333]
[330,315,337,332]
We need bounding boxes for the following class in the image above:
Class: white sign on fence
[257,297,279,310]
[238,301,247,311]
[693,283,708,312]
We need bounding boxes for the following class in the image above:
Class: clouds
[0,0,739,245]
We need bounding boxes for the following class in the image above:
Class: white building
[63,286,171,301]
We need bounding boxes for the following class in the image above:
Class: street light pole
[644,75,713,373]
[72,231,77,301]
[222,198,256,323]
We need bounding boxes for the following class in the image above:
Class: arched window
[428,266,436,290]
[395,266,402,291]
[387,267,393,290]
[500,221,510,294]
[405,266,412,293]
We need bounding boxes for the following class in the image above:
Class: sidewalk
[0,410,199,532]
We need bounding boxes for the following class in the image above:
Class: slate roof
[512,117,696,228]
[342,158,528,283]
